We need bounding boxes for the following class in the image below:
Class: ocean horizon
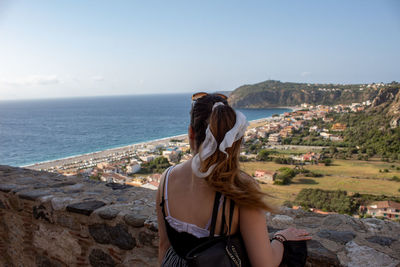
[0,94,291,167]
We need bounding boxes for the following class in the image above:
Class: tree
[323,158,332,166]
[257,150,270,161]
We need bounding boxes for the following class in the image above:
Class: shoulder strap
[227,199,235,235]
[208,191,222,238]
[159,166,173,217]
[219,196,227,235]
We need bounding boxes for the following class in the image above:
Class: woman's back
[161,159,239,239]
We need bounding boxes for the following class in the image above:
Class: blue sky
[0,0,399,100]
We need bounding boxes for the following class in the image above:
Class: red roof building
[365,201,400,220]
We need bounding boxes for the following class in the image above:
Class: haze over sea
[0,93,290,167]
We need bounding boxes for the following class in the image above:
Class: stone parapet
[1,165,399,267]
[0,165,158,266]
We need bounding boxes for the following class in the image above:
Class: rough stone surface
[89,249,116,267]
[51,197,74,210]
[66,200,106,215]
[97,207,120,220]
[317,229,356,245]
[307,240,340,266]
[105,183,129,190]
[139,231,157,247]
[32,223,81,265]
[35,254,64,267]
[0,184,17,192]
[343,241,399,267]
[322,214,343,227]
[18,189,51,201]
[89,223,136,250]
[33,204,52,223]
[124,213,147,227]
[272,214,294,228]
[366,236,396,247]
[1,165,400,267]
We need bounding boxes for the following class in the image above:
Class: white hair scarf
[191,102,249,178]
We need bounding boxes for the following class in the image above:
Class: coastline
[23,133,188,170]
[24,108,295,170]
[24,122,255,170]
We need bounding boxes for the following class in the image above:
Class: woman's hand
[275,227,312,241]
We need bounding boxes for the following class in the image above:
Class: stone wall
[0,165,158,267]
[1,165,400,267]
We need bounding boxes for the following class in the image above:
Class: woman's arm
[240,207,311,267]
[156,171,170,264]
[240,207,283,267]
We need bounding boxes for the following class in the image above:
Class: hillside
[279,83,400,160]
[228,80,382,108]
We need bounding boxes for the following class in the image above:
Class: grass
[241,159,400,206]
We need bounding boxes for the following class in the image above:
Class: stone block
[51,197,74,211]
[138,230,157,246]
[89,249,116,267]
[307,239,340,266]
[322,214,343,227]
[49,181,76,188]
[272,215,294,228]
[62,183,84,193]
[366,236,396,247]
[56,214,81,231]
[32,223,81,265]
[317,229,356,245]
[89,223,136,250]
[124,213,147,227]
[66,200,106,216]
[15,177,36,184]
[97,207,120,220]
[105,183,129,190]
[343,241,399,267]
[0,184,17,192]
[18,190,51,201]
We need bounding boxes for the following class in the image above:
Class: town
[29,99,400,221]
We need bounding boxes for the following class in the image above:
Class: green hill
[228,80,381,108]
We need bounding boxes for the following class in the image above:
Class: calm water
[0,94,290,167]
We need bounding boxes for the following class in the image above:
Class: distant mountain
[228,80,382,108]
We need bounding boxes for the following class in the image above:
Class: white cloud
[301,72,311,77]
[0,75,60,86]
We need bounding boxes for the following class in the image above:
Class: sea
[0,94,291,167]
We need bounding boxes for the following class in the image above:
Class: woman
[156,93,311,267]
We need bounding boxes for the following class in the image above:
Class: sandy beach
[25,134,188,171]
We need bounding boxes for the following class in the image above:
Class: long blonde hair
[191,95,274,211]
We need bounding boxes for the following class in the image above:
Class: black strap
[209,192,236,239]
[227,199,235,236]
[208,192,222,238]
[219,196,227,235]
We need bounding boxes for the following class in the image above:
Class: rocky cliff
[1,166,400,267]
[229,80,380,108]
[370,85,400,128]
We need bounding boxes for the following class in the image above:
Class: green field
[241,159,400,206]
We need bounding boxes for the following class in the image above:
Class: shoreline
[24,108,295,170]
